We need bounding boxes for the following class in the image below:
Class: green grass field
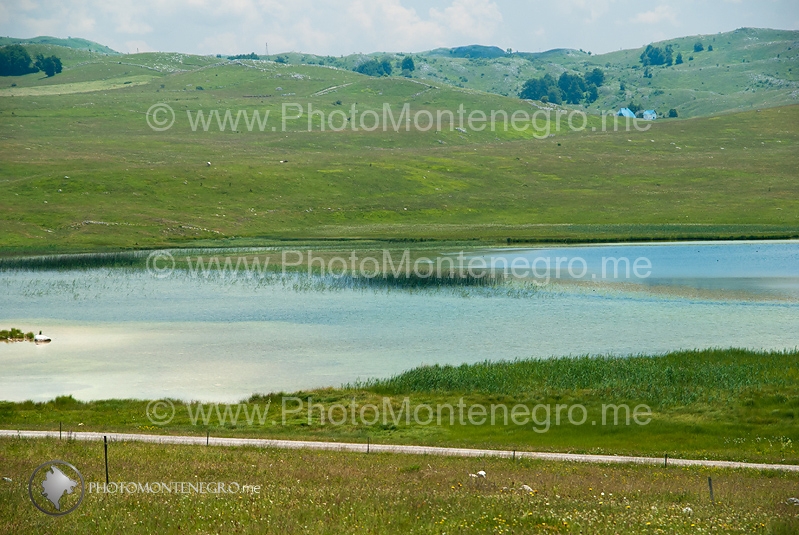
[2,437,797,534]
[1,45,798,253]
[2,349,797,465]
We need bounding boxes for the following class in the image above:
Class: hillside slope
[0,35,117,54]
[0,48,797,251]
[265,28,799,118]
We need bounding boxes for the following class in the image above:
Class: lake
[1,240,797,402]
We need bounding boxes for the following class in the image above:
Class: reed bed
[360,348,799,407]
[0,251,143,270]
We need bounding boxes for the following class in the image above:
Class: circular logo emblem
[28,460,85,516]
[146,103,175,131]
[146,399,176,425]
[146,250,175,278]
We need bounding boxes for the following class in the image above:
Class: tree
[35,53,63,77]
[707,45,713,52]
[519,74,559,102]
[628,102,641,114]
[558,72,588,104]
[355,57,392,77]
[694,42,704,52]
[0,44,39,76]
[586,84,599,103]
[668,108,678,118]
[228,52,259,60]
[585,67,605,87]
[675,52,683,65]
[640,44,673,67]
[400,56,415,72]
[521,69,602,105]
[640,45,663,66]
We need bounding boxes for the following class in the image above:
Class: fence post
[103,436,109,485]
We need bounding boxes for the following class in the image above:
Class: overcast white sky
[1,0,797,56]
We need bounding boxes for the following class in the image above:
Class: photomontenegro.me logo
[28,460,85,516]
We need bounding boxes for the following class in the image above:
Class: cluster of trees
[355,57,393,77]
[0,44,61,77]
[350,56,416,78]
[399,56,416,77]
[35,53,62,77]
[227,52,259,60]
[519,68,604,105]
[641,41,713,69]
[693,41,713,52]
[640,44,674,66]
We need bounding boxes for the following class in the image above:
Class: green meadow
[2,437,797,534]
[1,43,798,253]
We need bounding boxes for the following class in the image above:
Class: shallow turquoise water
[1,241,797,402]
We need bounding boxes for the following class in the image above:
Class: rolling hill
[0,35,117,55]
[263,27,799,118]
[0,30,797,252]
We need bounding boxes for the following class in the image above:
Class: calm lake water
[1,241,797,402]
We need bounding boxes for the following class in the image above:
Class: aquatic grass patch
[0,251,144,271]
[359,349,799,407]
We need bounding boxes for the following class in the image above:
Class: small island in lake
[1,328,50,343]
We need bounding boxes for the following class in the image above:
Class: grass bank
[2,349,797,465]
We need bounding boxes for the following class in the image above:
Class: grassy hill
[3,28,796,118]
[0,39,797,252]
[264,28,799,118]
[0,35,117,54]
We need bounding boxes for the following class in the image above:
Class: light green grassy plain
[1,46,797,253]
[1,437,799,534]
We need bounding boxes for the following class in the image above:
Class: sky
[1,0,798,56]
